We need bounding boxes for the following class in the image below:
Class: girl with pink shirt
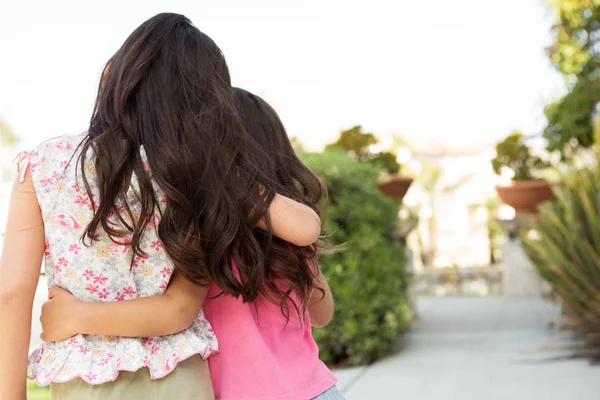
[39,88,344,400]
[0,13,323,400]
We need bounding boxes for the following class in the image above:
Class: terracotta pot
[495,180,553,215]
[378,175,413,201]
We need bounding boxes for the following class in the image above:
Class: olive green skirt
[50,355,213,400]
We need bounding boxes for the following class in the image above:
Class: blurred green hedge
[302,150,411,366]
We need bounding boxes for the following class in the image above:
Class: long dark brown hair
[79,13,277,302]
[233,88,327,318]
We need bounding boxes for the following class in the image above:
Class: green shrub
[522,158,600,361]
[302,149,411,366]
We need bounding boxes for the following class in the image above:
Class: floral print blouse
[25,135,218,386]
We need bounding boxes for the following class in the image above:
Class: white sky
[0,0,563,152]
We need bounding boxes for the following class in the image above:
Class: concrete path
[334,297,600,400]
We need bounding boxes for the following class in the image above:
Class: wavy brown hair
[79,13,277,301]
[233,88,328,319]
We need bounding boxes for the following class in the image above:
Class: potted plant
[373,151,413,201]
[492,131,552,214]
[326,126,413,200]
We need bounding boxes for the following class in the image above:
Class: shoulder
[26,134,87,191]
[29,134,86,161]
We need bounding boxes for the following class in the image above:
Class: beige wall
[404,147,500,268]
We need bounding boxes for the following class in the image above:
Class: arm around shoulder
[259,194,321,247]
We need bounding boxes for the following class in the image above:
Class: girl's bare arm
[308,271,334,328]
[40,271,206,342]
[257,194,321,247]
[0,168,44,399]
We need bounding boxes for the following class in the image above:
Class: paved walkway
[334,297,600,400]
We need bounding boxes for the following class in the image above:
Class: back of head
[233,88,324,207]
[233,88,328,318]
[81,14,274,299]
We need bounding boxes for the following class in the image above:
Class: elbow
[0,287,33,324]
[310,311,333,328]
[310,318,330,328]
[294,211,322,247]
[309,301,334,328]
[0,286,30,305]
[295,228,321,247]
[153,295,201,335]
[171,302,201,333]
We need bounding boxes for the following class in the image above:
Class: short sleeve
[6,159,44,232]
[16,136,83,218]
[13,151,31,184]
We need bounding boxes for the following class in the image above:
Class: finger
[48,286,57,299]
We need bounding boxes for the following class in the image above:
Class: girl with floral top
[0,14,321,400]
[40,88,344,400]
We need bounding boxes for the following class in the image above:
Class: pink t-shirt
[203,281,337,400]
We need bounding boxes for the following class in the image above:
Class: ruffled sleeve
[14,136,84,220]
[12,151,31,184]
